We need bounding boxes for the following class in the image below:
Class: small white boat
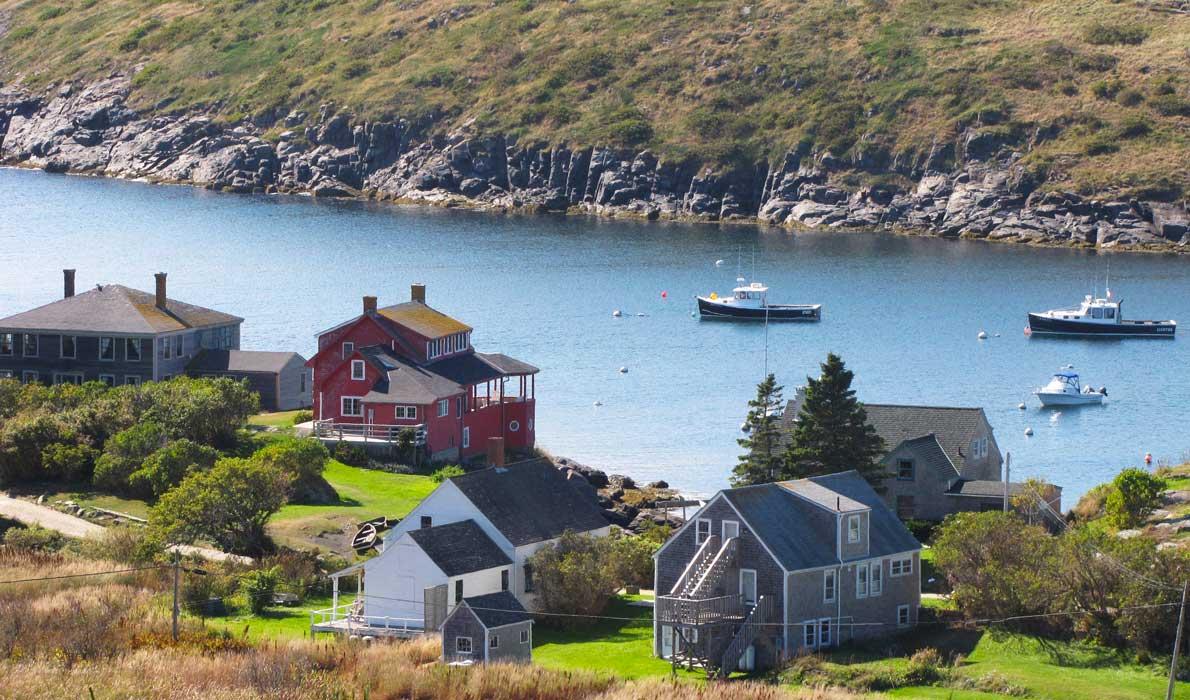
[1034,371,1107,407]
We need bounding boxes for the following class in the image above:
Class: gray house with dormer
[653,471,921,677]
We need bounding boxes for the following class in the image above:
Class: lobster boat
[697,279,821,321]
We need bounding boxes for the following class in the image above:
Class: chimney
[363,295,378,314]
[411,283,426,304]
[487,437,505,467]
[63,269,76,298]
[154,273,167,309]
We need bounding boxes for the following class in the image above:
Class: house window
[456,396,463,417]
[455,636,472,654]
[300,369,307,393]
[847,515,861,544]
[819,618,832,647]
[897,605,911,627]
[897,459,914,480]
[342,342,354,359]
[870,561,883,596]
[490,634,499,649]
[722,520,740,540]
[856,565,869,599]
[420,516,432,529]
[454,580,463,604]
[54,373,83,386]
[22,370,39,384]
[341,397,363,417]
[896,495,915,520]
[395,405,417,419]
[823,570,837,603]
[891,557,914,577]
[739,568,757,606]
[803,621,817,649]
[159,336,171,360]
[22,334,37,357]
[524,563,534,593]
[520,629,530,644]
[437,399,449,417]
[462,427,470,449]
[351,360,366,380]
[0,333,13,356]
[98,374,115,387]
[695,519,711,545]
[60,336,77,359]
[0,371,12,379]
[501,569,510,592]
[98,336,115,361]
[125,376,141,386]
[125,338,141,362]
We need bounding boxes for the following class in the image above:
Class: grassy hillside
[0,0,1186,198]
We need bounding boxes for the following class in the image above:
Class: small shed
[187,350,311,411]
[441,591,533,665]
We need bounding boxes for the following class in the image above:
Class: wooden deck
[309,603,425,639]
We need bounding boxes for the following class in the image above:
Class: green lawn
[22,486,151,520]
[533,597,705,681]
[247,410,307,429]
[190,593,356,642]
[269,459,436,552]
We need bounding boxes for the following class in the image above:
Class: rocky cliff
[2,75,1187,252]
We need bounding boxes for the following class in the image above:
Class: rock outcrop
[2,75,1186,253]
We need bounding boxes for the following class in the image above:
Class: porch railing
[719,595,776,677]
[312,420,426,445]
[309,602,424,634]
[655,593,746,626]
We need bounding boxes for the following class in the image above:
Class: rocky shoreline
[549,457,687,535]
[2,74,1187,252]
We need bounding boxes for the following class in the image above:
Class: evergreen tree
[732,373,786,487]
[784,353,887,486]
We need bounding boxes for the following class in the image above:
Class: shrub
[333,441,368,467]
[92,422,168,493]
[1116,115,1152,139]
[128,439,218,498]
[1083,22,1149,46]
[904,647,945,685]
[118,19,162,52]
[1090,78,1124,100]
[1118,89,1145,107]
[527,531,620,628]
[70,525,157,564]
[254,437,328,483]
[292,410,313,425]
[431,464,465,483]
[1149,93,1190,118]
[2,525,65,552]
[37,6,65,21]
[239,566,280,614]
[40,442,97,481]
[1104,468,1165,529]
[610,533,657,589]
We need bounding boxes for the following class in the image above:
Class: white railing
[312,420,426,445]
[309,602,425,635]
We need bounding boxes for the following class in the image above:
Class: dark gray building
[187,349,311,411]
[0,270,241,386]
[441,591,533,665]
[654,471,921,677]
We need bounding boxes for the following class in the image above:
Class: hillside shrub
[2,525,65,552]
[527,532,620,628]
[128,439,218,498]
[292,410,313,425]
[610,532,657,589]
[333,441,368,467]
[1104,468,1165,529]
[1083,22,1149,46]
[430,464,465,483]
[1149,93,1190,118]
[92,422,168,494]
[239,566,280,614]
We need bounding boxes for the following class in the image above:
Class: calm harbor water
[2,167,1188,506]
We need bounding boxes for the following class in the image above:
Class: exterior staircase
[718,595,775,677]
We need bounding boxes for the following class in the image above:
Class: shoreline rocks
[552,457,687,535]
[2,75,1187,253]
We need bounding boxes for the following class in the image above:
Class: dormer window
[342,342,354,359]
[351,360,365,381]
[847,515,861,544]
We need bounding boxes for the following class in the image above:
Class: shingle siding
[0,331,153,384]
[880,440,961,521]
[442,606,487,663]
[485,622,533,664]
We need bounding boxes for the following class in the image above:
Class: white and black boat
[697,279,821,321]
[1027,291,1175,337]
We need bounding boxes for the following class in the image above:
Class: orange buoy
[1145,452,1153,466]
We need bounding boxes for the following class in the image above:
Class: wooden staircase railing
[718,595,775,678]
[685,537,737,599]
[669,534,720,596]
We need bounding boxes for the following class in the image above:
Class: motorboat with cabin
[697,278,821,321]
[1034,370,1107,407]
[1027,290,1175,337]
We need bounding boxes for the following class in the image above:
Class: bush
[1118,89,1145,107]
[610,533,657,589]
[239,566,280,614]
[292,410,313,425]
[92,422,168,493]
[3,524,65,551]
[1104,468,1165,529]
[527,531,620,628]
[128,439,218,498]
[333,441,368,467]
[1116,115,1152,139]
[431,464,465,483]
[1090,78,1124,100]
[1149,93,1190,118]
[255,437,328,483]
[1083,22,1149,46]
[904,647,945,685]
[40,442,97,481]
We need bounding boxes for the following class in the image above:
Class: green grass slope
[0,0,1186,198]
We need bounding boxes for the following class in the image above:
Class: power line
[0,564,166,585]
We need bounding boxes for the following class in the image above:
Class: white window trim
[818,617,832,647]
[124,375,141,386]
[890,556,914,577]
[0,370,12,379]
[60,335,77,360]
[519,628,530,644]
[455,636,473,654]
[489,634,499,649]
[98,336,116,362]
[847,514,861,544]
[22,370,38,384]
[462,426,470,449]
[351,360,366,380]
[509,419,520,432]
[722,519,740,541]
[897,604,911,627]
[22,333,37,357]
[739,568,757,606]
[856,565,869,599]
[695,518,711,545]
[125,337,142,362]
[0,332,13,356]
[342,342,354,359]
[802,619,817,649]
[437,399,449,417]
[341,396,363,417]
[98,374,116,387]
[869,561,883,597]
[823,569,837,603]
[53,372,83,386]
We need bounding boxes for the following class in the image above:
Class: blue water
[2,167,1188,505]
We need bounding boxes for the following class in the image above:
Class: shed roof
[460,591,532,628]
[407,520,512,576]
[450,459,608,546]
[0,284,242,335]
[429,351,539,385]
[187,349,304,374]
[378,301,471,339]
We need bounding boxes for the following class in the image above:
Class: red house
[308,284,538,462]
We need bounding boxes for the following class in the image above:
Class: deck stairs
[671,535,737,599]
[717,595,775,677]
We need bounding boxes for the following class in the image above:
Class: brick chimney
[411,283,426,304]
[363,295,378,314]
[487,437,505,467]
[63,269,76,298]
[154,273,167,309]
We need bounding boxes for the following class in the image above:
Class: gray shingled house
[441,591,533,664]
[187,349,311,411]
[0,270,241,386]
[781,390,1061,521]
[653,471,921,677]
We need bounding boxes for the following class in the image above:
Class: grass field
[18,485,151,520]
[193,593,356,642]
[269,459,436,552]
[247,410,307,429]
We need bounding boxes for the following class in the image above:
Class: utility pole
[171,552,181,642]
[1003,452,1011,512]
[1167,581,1188,700]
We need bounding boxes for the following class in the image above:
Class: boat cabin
[1043,371,1083,394]
[724,280,767,307]
[1047,294,1121,324]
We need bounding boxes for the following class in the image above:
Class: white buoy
[618,367,628,374]
[1024,427,1034,436]
[1018,402,1026,410]
[612,309,622,318]
[977,331,988,340]
[636,312,646,317]
[593,400,603,407]
[690,311,696,318]
[715,259,725,267]
[994,333,1001,338]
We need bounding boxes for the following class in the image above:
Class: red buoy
[661,290,668,299]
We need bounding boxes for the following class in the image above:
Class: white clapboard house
[312,457,611,637]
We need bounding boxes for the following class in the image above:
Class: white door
[738,644,756,671]
[660,625,673,658]
[739,569,757,605]
[722,520,740,540]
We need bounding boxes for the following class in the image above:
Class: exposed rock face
[2,75,1186,253]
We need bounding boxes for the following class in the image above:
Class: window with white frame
[897,605,911,627]
[739,568,757,605]
[819,618,832,647]
[22,333,37,357]
[456,396,463,417]
[455,636,472,654]
[847,514,861,543]
[490,634,499,649]
[520,629,530,644]
[856,565,869,598]
[159,336,171,360]
[437,399,449,417]
[890,556,913,577]
[870,561,883,596]
[125,376,141,386]
[823,569,837,603]
[342,342,354,359]
[0,370,11,378]
[125,338,142,362]
[462,427,470,449]
[0,333,13,356]
[351,360,366,380]
[395,405,417,420]
[695,518,711,545]
[722,520,740,540]
[341,397,363,417]
[98,374,115,387]
[803,621,817,649]
[54,373,83,386]
[60,335,76,359]
[455,579,463,603]
[98,336,115,361]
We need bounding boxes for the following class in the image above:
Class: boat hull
[698,297,821,321]
[1027,313,1176,337]
[1035,392,1104,407]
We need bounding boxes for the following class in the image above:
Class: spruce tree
[732,373,786,487]
[784,353,887,487]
